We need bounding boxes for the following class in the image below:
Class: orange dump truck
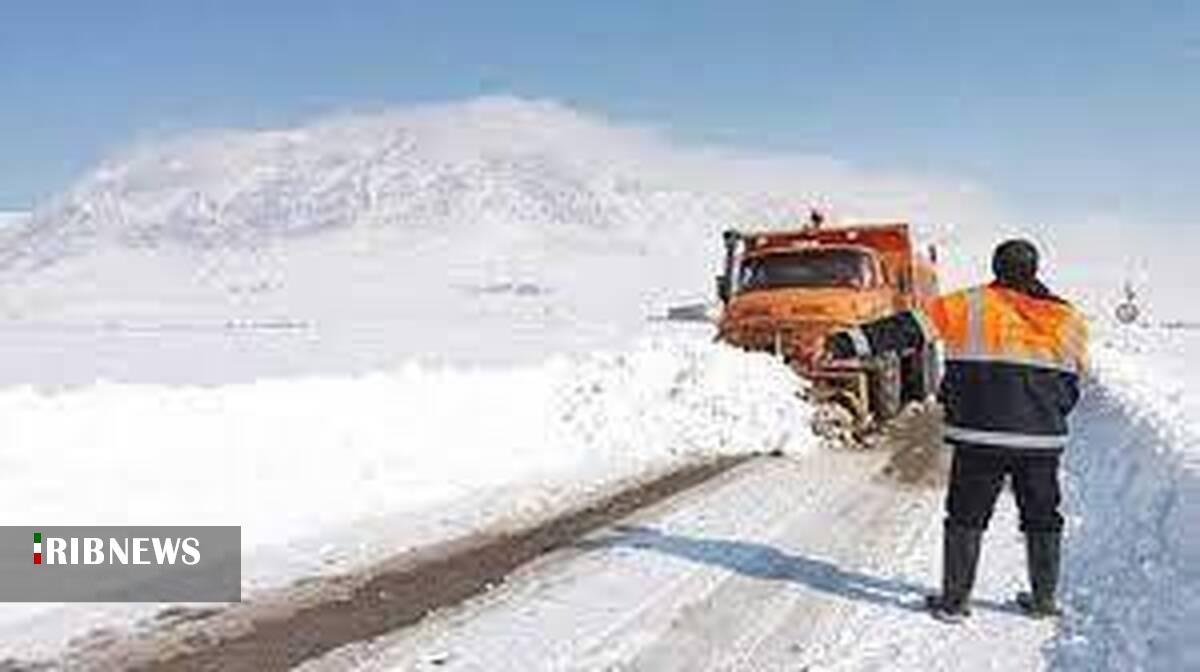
[715,215,940,427]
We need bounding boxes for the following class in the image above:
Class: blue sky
[1,1,1197,222]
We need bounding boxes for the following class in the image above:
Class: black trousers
[945,444,1064,533]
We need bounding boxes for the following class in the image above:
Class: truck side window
[738,265,759,290]
[860,257,882,289]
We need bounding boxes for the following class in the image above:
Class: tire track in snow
[300,450,894,671]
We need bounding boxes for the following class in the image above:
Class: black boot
[1017,531,1062,618]
[926,524,983,623]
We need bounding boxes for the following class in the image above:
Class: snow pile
[0,333,810,552]
[555,331,808,460]
[1051,327,1200,669]
[1086,327,1200,467]
[0,332,814,654]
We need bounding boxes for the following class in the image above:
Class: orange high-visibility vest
[849,282,1088,451]
[922,285,1088,376]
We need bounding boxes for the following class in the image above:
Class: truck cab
[720,243,894,369]
[716,218,939,428]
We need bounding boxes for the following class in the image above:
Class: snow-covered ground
[823,326,1200,671]
[1052,327,1200,669]
[294,327,1199,672]
[0,329,816,656]
[0,98,1195,668]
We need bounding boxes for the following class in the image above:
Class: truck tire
[901,343,937,402]
[869,352,903,425]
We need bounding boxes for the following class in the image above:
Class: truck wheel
[901,344,937,402]
[869,352,903,425]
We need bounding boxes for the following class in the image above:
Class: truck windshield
[738,249,874,291]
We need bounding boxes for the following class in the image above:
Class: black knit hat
[992,239,1039,284]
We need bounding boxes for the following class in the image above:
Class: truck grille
[721,320,846,369]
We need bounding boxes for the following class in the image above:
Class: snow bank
[1051,327,1200,670]
[0,331,815,655]
[1087,327,1200,470]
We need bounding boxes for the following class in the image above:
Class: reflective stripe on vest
[967,286,985,354]
[944,425,1069,449]
[944,286,1082,375]
[946,352,1081,375]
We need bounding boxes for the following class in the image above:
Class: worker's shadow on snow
[576,525,1013,616]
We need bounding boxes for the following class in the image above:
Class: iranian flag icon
[33,532,41,565]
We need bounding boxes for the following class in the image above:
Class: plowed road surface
[302,415,1056,671]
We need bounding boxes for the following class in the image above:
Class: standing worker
[825,239,1089,623]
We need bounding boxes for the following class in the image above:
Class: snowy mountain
[0,98,1010,383]
[0,98,1186,377]
[1,98,989,274]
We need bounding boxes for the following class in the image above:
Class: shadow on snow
[577,524,1018,616]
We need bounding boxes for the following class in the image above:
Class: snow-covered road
[301,414,1053,672]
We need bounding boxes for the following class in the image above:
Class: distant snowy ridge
[2,97,1186,323]
[0,97,1012,373]
[1,97,997,281]
[0,211,28,228]
[18,99,985,252]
